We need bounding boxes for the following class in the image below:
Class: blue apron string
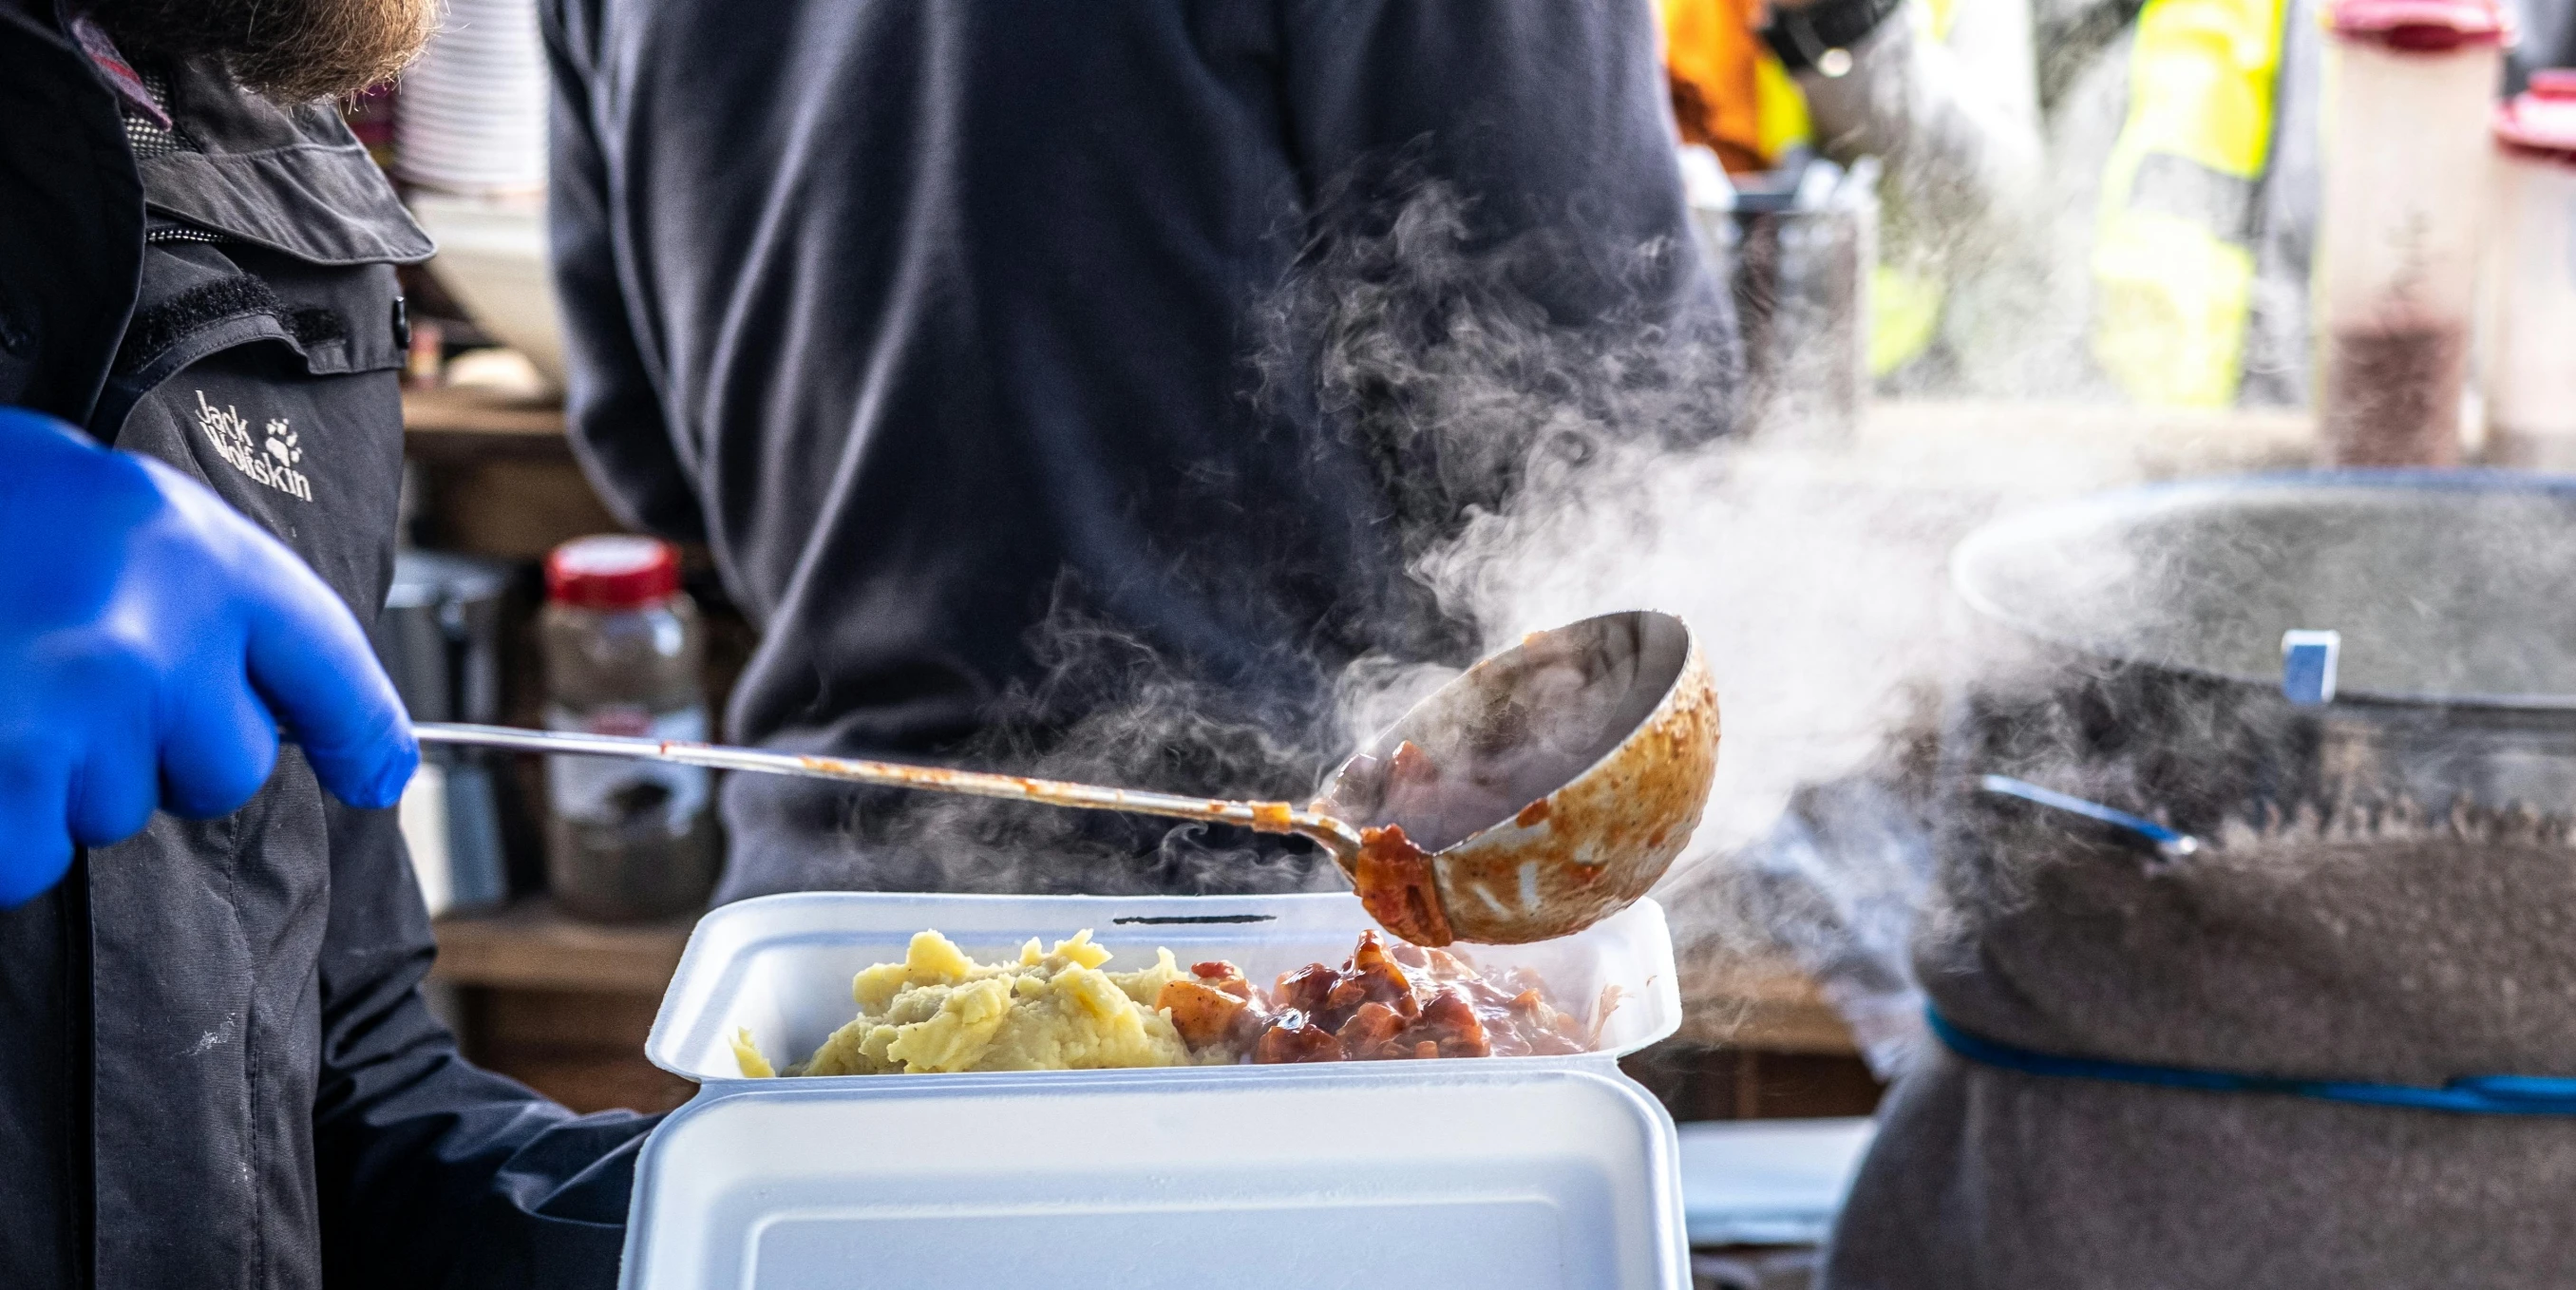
[1925,1007,2576,1116]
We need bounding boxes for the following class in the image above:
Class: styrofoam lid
[620,1065,1689,1289]
[2326,0,2511,47]
[2496,70,2576,162]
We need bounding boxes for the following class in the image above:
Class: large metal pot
[1947,471,2576,830]
[1833,479,2576,1290]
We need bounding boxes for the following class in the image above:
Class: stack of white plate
[396,0,547,195]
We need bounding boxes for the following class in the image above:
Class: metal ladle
[418,610,1717,944]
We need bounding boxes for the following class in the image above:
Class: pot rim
[1951,468,2576,714]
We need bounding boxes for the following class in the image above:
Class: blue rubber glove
[0,407,417,905]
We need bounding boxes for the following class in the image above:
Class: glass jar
[2485,72,2576,466]
[2314,0,2510,465]
[540,535,719,920]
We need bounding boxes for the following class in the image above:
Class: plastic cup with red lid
[2325,0,2512,50]
[2485,70,2576,464]
[2313,0,2511,466]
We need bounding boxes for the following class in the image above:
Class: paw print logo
[262,420,301,467]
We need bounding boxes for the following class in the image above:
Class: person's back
[542,0,1728,900]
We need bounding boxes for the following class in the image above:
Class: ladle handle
[413,722,1364,863]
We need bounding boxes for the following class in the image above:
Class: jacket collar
[140,54,433,266]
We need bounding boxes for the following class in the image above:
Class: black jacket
[0,6,654,1287]
[542,0,1725,901]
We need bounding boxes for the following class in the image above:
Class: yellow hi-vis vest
[2090,0,2287,407]
[1850,0,1953,378]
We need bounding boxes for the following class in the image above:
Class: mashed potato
[732,929,1201,1076]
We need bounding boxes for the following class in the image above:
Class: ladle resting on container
[418,610,1717,944]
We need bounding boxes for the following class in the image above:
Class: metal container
[1914,471,2576,1113]
[1947,471,2576,826]
[625,890,1689,1289]
[1694,155,1878,446]
[372,550,514,914]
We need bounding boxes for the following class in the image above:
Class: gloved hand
[0,407,416,905]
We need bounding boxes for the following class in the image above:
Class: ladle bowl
[1313,610,1719,943]
[416,611,1717,945]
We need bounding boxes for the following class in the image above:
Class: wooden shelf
[430,898,691,996]
[1672,948,1859,1055]
[401,386,621,559]
[402,384,570,462]
[1734,398,2317,503]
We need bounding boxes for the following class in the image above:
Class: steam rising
[821,160,2080,1064]
[1264,180,1988,924]
[824,598,1352,899]
[1301,204,1997,1075]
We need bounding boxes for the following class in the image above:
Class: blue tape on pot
[2281,630,2341,706]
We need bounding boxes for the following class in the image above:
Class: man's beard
[80,0,440,103]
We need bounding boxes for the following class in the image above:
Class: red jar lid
[546,535,681,609]
[2496,70,2576,164]
[2326,0,2510,49]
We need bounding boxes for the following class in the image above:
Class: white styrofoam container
[647,891,1682,1083]
[623,891,1690,1289]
